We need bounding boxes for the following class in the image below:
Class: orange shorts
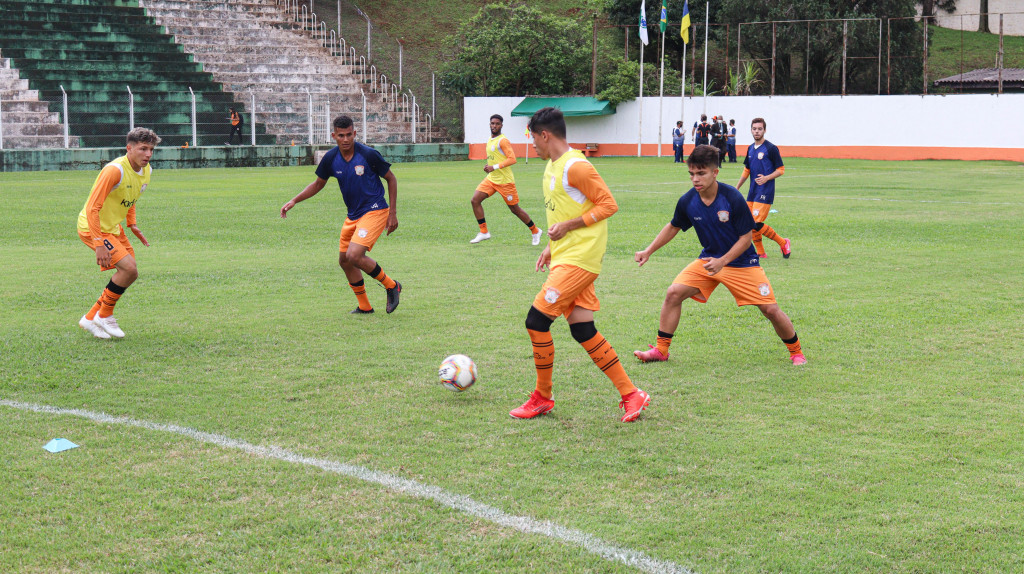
[475,179,519,206]
[747,201,771,224]
[339,208,388,252]
[78,227,133,271]
[532,264,601,318]
[674,258,776,306]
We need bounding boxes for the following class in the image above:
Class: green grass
[2,156,1024,572]
[929,24,1024,84]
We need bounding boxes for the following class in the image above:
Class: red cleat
[619,388,650,422]
[509,390,554,419]
[780,238,792,259]
[791,353,807,366]
[633,344,668,362]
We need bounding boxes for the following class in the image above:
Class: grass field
[2,155,1023,572]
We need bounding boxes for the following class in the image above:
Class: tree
[979,0,990,33]
[595,57,685,107]
[437,3,591,97]
[919,0,956,23]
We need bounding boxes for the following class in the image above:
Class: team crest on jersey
[717,210,729,222]
[357,228,368,238]
[355,165,365,176]
[752,208,760,217]
[549,176,556,191]
[507,195,514,202]
[140,184,147,192]
[758,283,771,296]
[544,287,561,304]
[757,152,764,160]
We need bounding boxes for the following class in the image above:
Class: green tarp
[510,97,614,117]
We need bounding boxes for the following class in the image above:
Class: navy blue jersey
[315,142,392,220]
[671,183,760,268]
[742,139,784,204]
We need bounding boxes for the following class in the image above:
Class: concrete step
[15,60,204,74]
[0,110,61,123]
[0,135,80,149]
[0,89,40,100]
[0,78,31,91]
[0,100,51,113]
[1,122,65,136]
[200,62,357,75]
[2,48,193,63]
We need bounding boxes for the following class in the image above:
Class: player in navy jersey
[632,145,806,365]
[736,117,791,259]
[281,115,402,314]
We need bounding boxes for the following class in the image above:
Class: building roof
[511,97,615,117]
[934,68,1024,88]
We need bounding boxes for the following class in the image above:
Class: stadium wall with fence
[465,94,1024,163]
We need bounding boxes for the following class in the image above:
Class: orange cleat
[619,388,650,422]
[510,390,555,419]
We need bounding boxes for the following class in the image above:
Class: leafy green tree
[596,58,689,107]
[437,3,591,97]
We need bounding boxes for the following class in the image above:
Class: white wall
[924,1,1024,35]
[465,94,1024,151]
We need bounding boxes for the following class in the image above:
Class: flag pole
[702,1,709,115]
[658,29,665,158]
[681,44,686,152]
[638,40,644,158]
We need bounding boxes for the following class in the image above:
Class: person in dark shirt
[631,145,806,366]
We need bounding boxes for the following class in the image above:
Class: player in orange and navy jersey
[509,107,650,423]
[736,117,792,259]
[76,127,161,339]
[281,115,402,315]
[469,114,543,245]
[633,145,806,366]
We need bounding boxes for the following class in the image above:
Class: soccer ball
[438,354,477,392]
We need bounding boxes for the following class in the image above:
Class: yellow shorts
[78,227,133,271]
[475,180,519,206]
[532,264,600,318]
[340,208,388,252]
[747,201,772,224]
[674,258,776,307]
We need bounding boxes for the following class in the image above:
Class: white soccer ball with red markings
[438,354,477,392]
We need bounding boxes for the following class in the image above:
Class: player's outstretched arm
[535,245,552,272]
[383,170,398,235]
[635,223,680,267]
[281,178,328,218]
[128,224,149,247]
[736,168,750,189]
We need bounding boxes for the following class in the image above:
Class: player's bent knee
[665,284,690,304]
[525,306,554,333]
[568,321,597,343]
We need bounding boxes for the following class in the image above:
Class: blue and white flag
[638,0,650,46]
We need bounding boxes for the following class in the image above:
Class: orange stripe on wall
[469,143,1024,162]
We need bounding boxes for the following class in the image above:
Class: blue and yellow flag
[680,0,691,44]
[660,1,668,33]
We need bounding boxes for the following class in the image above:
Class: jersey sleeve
[126,206,137,227]
[497,138,517,168]
[742,149,751,170]
[364,146,392,178]
[769,144,784,169]
[566,161,617,226]
[670,190,695,231]
[314,148,336,181]
[85,164,123,244]
[730,189,756,235]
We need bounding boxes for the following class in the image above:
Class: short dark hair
[490,114,503,123]
[751,117,766,128]
[686,145,720,169]
[333,115,355,130]
[126,127,161,146]
[676,121,683,126]
[729,119,735,124]
[527,107,566,139]
[700,114,707,121]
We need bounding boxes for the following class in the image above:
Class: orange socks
[760,223,785,246]
[782,333,802,357]
[477,218,488,234]
[580,332,637,398]
[369,263,397,290]
[528,329,554,399]
[656,330,673,356]
[85,301,102,321]
[525,219,539,235]
[350,279,373,311]
[97,280,127,318]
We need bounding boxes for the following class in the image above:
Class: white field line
[0,399,692,574]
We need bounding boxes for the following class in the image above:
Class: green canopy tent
[510,97,614,117]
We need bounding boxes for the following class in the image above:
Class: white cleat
[79,315,111,339]
[470,232,491,244]
[531,230,543,246]
[93,315,126,338]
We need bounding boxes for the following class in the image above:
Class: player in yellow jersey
[470,114,543,245]
[509,107,650,423]
[76,128,161,339]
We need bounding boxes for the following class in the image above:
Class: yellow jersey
[543,150,617,274]
[77,155,151,242]
[485,134,515,185]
